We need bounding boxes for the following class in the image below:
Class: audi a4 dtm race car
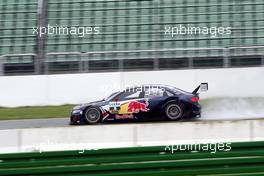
[70,83,208,125]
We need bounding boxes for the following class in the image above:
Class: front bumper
[70,109,85,125]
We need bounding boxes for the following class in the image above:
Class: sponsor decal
[109,102,121,114]
[127,99,149,113]
[115,114,134,119]
[105,99,149,115]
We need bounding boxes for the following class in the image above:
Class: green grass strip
[0,105,74,120]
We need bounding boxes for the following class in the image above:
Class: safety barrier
[0,141,264,176]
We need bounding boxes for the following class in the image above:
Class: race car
[70,83,208,125]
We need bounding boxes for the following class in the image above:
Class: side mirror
[200,83,208,92]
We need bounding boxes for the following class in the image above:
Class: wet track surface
[0,118,69,130]
[0,116,264,130]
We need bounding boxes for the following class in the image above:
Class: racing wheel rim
[165,104,183,120]
[85,107,101,124]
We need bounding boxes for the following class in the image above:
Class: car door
[108,88,149,115]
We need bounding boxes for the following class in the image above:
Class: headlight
[72,109,83,115]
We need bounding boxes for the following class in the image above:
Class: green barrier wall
[0,141,264,176]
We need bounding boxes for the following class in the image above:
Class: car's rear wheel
[165,102,183,120]
[84,107,101,124]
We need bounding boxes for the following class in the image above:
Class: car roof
[126,84,168,88]
[124,84,192,95]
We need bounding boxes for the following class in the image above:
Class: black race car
[70,83,208,125]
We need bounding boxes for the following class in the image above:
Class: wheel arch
[160,97,181,111]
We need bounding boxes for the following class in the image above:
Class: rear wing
[192,83,208,94]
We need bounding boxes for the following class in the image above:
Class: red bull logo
[127,99,149,113]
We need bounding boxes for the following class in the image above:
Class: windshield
[104,91,120,101]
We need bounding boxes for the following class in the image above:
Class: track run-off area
[0,97,263,153]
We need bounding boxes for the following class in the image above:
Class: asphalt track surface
[0,118,68,130]
[1,116,264,130]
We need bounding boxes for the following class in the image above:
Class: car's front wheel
[164,102,184,120]
[84,107,101,124]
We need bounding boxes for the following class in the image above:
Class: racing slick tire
[84,107,101,124]
[164,102,184,120]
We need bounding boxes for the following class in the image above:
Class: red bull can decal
[127,99,149,113]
